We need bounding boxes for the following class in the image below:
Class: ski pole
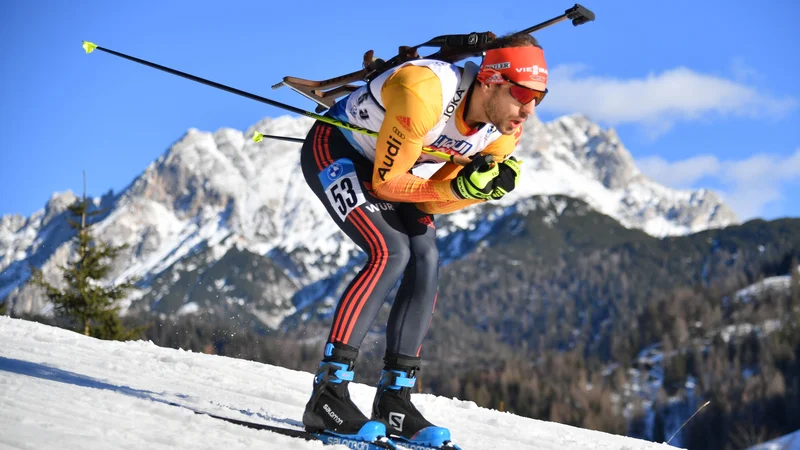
[252,132,303,144]
[81,41,470,165]
[667,401,711,445]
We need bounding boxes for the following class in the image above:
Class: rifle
[272,4,594,113]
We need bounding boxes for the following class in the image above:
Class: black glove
[451,155,499,200]
[490,157,522,200]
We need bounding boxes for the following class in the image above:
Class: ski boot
[303,343,391,446]
[372,354,460,449]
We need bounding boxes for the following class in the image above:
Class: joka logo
[326,163,343,181]
[396,115,412,132]
[431,135,473,155]
[443,88,465,118]
[418,216,435,229]
[389,412,405,431]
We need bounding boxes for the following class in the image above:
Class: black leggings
[300,122,439,357]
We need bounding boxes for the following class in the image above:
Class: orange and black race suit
[300,62,522,358]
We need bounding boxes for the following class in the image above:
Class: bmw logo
[327,163,343,180]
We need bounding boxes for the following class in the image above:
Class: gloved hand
[451,154,499,200]
[490,157,522,200]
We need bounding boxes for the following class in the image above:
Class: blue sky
[1,0,798,221]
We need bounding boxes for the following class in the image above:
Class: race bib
[318,158,366,222]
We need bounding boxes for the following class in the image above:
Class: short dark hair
[484,32,541,50]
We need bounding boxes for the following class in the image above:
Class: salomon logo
[326,437,371,449]
[397,444,430,450]
[389,412,405,431]
[323,404,344,425]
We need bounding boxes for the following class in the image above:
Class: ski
[393,437,462,450]
[199,410,397,450]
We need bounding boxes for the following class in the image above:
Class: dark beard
[484,95,515,135]
[484,94,501,129]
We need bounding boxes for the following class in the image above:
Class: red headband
[477,46,548,90]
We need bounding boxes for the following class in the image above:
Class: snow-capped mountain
[0,112,737,317]
[516,114,736,236]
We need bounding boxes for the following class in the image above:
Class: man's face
[483,82,538,135]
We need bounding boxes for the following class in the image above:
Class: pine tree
[28,173,141,340]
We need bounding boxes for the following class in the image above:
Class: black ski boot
[372,354,458,449]
[303,343,388,443]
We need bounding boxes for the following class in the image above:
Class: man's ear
[475,79,493,95]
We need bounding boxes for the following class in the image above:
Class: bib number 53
[318,159,366,222]
[331,178,357,215]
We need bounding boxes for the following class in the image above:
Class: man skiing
[299,32,548,448]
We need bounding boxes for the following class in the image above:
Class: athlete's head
[473,33,548,135]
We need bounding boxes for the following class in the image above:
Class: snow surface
[746,429,800,449]
[0,317,678,450]
[735,274,797,303]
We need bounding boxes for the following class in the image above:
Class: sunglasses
[502,75,548,106]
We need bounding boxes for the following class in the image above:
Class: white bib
[327,59,502,170]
